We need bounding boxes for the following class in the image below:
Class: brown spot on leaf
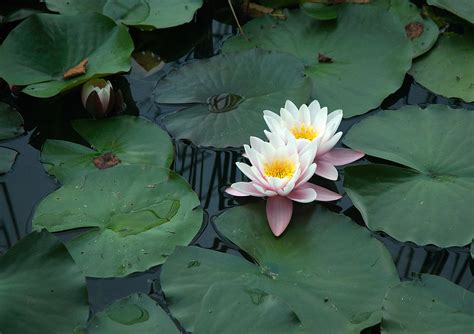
[405,22,424,39]
[63,58,88,79]
[93,152,121,169]
[318,53,333,63]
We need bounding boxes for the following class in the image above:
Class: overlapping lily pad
[410,33,474,102]
[33,165,203,278]
[223,6,412,118]
[343,105,474,248]
[0,147,17,174]
[381,274,474,333]
[87,293,179,333]
[46,0,203,29]
[427,0,474,24]
[42,116,174,184]
[154,49,311,148]
[387,0,439,58]
[0,102,24,140]
[0,230,89,333]
[194,284,305,333]
[161,203,398,332]
[0,13,133,98]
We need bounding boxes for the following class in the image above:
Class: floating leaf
[0,13,133,98]
[33,165,203,278]
[381,274,474,333]
[0,147,17,174]
[87,293,179,333]
[0,102,24,140]
[300,2,339,20]
[45,0,107,14]
[343,105,474,247]
[161,203,398,332]
[194,284,305,333]
[427,0,474,24]
[223,6,412,118]
[41,116,174,184]
[46,0,203,29]
[0,230,89,333]
[154,49,311,148]
[387,0,439,58]
[410,33,474,102]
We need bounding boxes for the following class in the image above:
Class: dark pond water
[0,1,473,332]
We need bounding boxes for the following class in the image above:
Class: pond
[0,0,473,333]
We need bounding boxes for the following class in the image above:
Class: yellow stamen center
[291,124,318,141]
[263,159,296,179]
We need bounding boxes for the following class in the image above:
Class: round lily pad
[87,293,179,333]
[0,147,17,174]
[410,33,474,102]
[427,0,474,24]
[33,165,203,278]
[0,13,133,98]
[0,102,24,140]
[46,0,203,29]
[0,230,89,333]
[154,49,311,148]
[343,105,474,248]
[41,116,174,184]
[194,283,305,333]
[387,0,439,58]
[161,203,399,332]
[381,274,474,333]
[223,6,412,118]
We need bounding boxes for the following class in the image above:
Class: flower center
[263,159,296,179]
[291,124,318,141]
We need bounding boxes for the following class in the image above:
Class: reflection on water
[0,2,473,319]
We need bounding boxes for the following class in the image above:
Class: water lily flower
[226,135,341,237]
[263,100,364,180]
[81,78,114,118]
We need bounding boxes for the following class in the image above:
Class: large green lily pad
[427,0,474,24]
[343,105,474,248]
[0,230,89,333]
[87,293,179,333]
[410,33,474,102]
[0,147,17,174]
[194,284,305,333]
[33,165,203,278]
[42,116,174,184]
[223,6,412,118]
[381,274,474,333]
[46,0,203,29]
[0,102,24,140]
[154,49,311,148]
[161,203,399,332]
[0,13,133,98]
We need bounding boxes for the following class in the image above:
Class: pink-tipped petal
[287,187,317,203]
[321,148,365,166]
[225,187,249,197]
[304,183,342,201]
[317,131,342,157]
[230,182,265,197]
[314,160,339,181]
[266,196,293,237]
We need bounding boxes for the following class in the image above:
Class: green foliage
[0,231,89,333]
[155,49,311,148]
[0,13,133,97]
[161,203,398,332]
[344,105,474,247]
[33,165,203,278]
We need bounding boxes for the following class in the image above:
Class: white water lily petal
[284,100,299,117]
[318,131,342,157]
